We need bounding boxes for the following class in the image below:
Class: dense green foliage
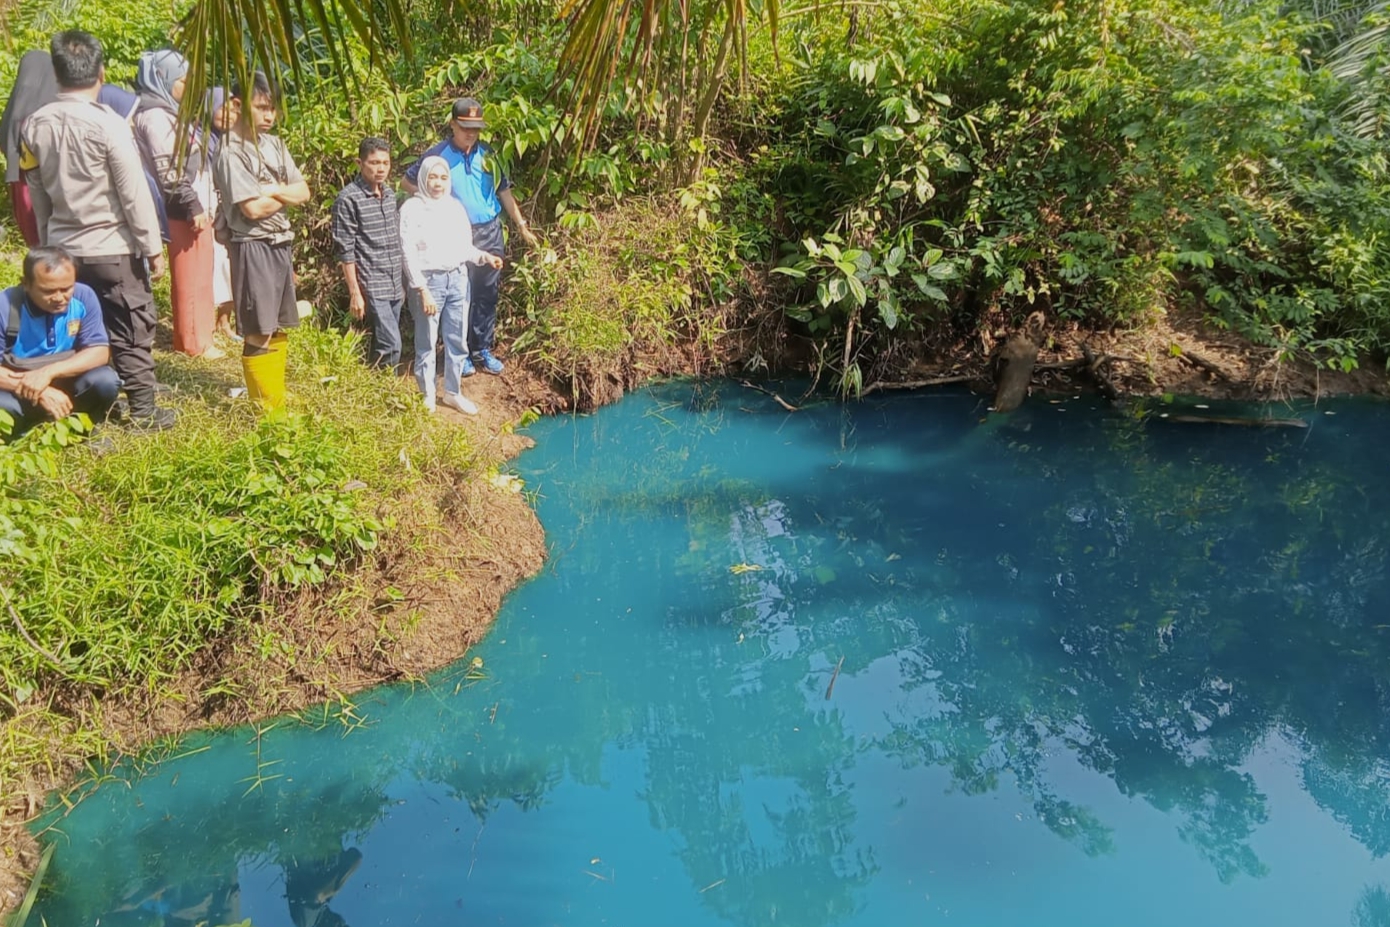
[748,0,1390,382]
[10,0,1385,392]
[275,0,1390,388]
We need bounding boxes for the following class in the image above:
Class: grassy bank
[0,319,549,911]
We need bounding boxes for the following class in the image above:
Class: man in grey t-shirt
[211,72,310,412]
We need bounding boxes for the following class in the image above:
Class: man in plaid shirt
[332,137,405,370]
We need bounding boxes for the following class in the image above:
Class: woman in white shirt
[399,155,503,414]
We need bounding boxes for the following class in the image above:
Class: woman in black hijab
[0,50,59,246]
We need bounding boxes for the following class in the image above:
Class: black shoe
[124,407,178,432]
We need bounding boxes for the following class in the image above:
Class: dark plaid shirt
[331,176,405,303]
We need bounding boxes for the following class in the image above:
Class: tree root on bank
[1081,343,1124,405]
[1176,347,1238,383]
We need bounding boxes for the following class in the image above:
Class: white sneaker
[423,395,437,413]
[440,392,479,415]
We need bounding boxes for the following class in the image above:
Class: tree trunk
[992,312,1047,413]
[684,14,736,182]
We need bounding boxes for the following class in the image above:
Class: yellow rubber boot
[241,349,278,412]
[266,331,289,411]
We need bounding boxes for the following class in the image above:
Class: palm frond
[174,0,413,137]
[1326,3,1390,137]
[554,0,776,150]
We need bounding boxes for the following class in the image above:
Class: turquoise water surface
[31,383,1390,927]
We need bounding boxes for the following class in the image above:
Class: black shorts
[229,238,299,336]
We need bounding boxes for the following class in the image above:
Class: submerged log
[1161,414,1308,428]
[992,312,1047,413]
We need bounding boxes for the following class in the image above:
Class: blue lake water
[30,383,1390,927]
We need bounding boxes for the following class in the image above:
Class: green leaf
[912,275,948,301]
[878,296,900,329]
[846,274,868,306]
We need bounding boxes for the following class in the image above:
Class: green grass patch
[0,325,480,790]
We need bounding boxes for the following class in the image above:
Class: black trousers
[75,254,159,417]
[467,217,504,356]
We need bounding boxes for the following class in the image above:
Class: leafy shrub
[0,326,473,714]
[734,0,1390,383]
[506,196,737,400]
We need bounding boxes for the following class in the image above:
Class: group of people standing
[331,96,538,414]
[2,28,538,435]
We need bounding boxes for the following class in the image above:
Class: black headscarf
[0,50,59,184]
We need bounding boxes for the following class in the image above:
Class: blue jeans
[409,268,470,401]
[0,365,121,434]
[365,295,404,371]
[467,217,504,356]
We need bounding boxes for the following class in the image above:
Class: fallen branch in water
[738,379,799,412]
[860,374,976,396]
[825,655,846,700]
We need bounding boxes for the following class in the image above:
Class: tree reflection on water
[32,387,1390,927]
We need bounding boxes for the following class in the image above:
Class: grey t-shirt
[212,130,304,244]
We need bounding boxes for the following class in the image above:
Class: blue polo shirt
[405,140,512,226]
[3,283,108,368]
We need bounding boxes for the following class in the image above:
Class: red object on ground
[168,216,216,356]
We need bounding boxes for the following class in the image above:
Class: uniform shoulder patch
[18,139,38,171]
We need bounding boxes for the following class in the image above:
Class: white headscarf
[401,155,487,286]
[414,155,458,209]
